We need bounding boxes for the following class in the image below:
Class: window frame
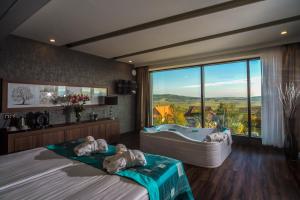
[150,57,261,139]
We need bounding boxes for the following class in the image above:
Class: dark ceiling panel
[0,0,17,21]
[0,0,50,42]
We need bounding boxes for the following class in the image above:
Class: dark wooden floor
[120,133,300,200]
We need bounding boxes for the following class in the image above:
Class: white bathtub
[140,124,232,168]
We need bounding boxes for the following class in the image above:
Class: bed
[0,147,148,200]
[0,140,194,200]
[140,124,232,168]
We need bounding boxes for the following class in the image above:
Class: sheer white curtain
[261,48,284,147]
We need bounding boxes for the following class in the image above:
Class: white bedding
[0,148,148,200]
[0,148,74,190]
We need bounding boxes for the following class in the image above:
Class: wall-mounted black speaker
[116,80,137,95]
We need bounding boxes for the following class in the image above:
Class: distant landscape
[152,94,261,137]
[153,94,261,104]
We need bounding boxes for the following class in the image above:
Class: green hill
[153,94,261,103]
[153,94,200,102]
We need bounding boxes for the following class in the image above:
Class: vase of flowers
[74,105,84,122]
[69,94,89,122]
[278,82,299,160]
[51,94,90,123]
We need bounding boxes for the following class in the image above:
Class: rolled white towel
[128,150,147,167]
[205,130,232,145]
[86,136,95,143]
[74,136,108,156]
[74,141,93,156]
[102,144,127,172]
[116,144,127,154]
[103,153,127,173]
[103,149,147,173]
[74,136,95,156]
[95,139,108,153]
[206,132,226,142]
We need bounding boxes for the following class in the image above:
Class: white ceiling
[117,21,300,65]
[12,0,300,67]
[13,0,229,45]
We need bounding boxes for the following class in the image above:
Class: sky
[152,59,261,98]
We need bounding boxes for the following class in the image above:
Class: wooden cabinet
[14,135,32,152]
[14,131,43,152]
[65,127,82,141]
[42,129,65,146]
[0,119,120,154]
[88,125,100,139]
[98,123,106,139]
[106,121,120,143]
[7,134,14,153]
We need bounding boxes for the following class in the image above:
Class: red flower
[67,94,89,105]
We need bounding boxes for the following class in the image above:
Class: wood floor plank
[120,133,300,200]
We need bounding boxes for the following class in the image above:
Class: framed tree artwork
[1,80,108,112]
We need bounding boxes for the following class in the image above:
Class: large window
[204,61,248,136]
[151,67,202,127]
[250,59,262,137]
[151,58,262,138]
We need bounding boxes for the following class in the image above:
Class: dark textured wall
[0,35,136,133]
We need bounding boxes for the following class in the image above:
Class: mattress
[141,124,232,168]
[0,148,148,200]
[0,148,74,190]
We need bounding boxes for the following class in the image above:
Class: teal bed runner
[47,139,194,200]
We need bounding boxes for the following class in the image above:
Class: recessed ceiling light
[49,38,56,43]
[281,31,288,35]
[128,60,133,63]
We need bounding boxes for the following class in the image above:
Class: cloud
[182,76,261,88]
[206,79,247,86]
[182,84,201,88]
[182,79,246,88]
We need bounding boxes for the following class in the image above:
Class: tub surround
[140,124,232,168]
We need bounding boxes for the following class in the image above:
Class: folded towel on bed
[74,136,108,156]
[103,144,147,173]
[95,139,109,153]
[116,143,127,154]
[48,141,194,200]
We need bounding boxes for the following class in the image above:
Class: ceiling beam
[65,0,263,48]
[0,0,51,42]
[112,15,300,60]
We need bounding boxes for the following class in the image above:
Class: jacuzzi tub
[140,124,232,168]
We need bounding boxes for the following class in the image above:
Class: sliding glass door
[151,67,202,127]
[150,58,262,138]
